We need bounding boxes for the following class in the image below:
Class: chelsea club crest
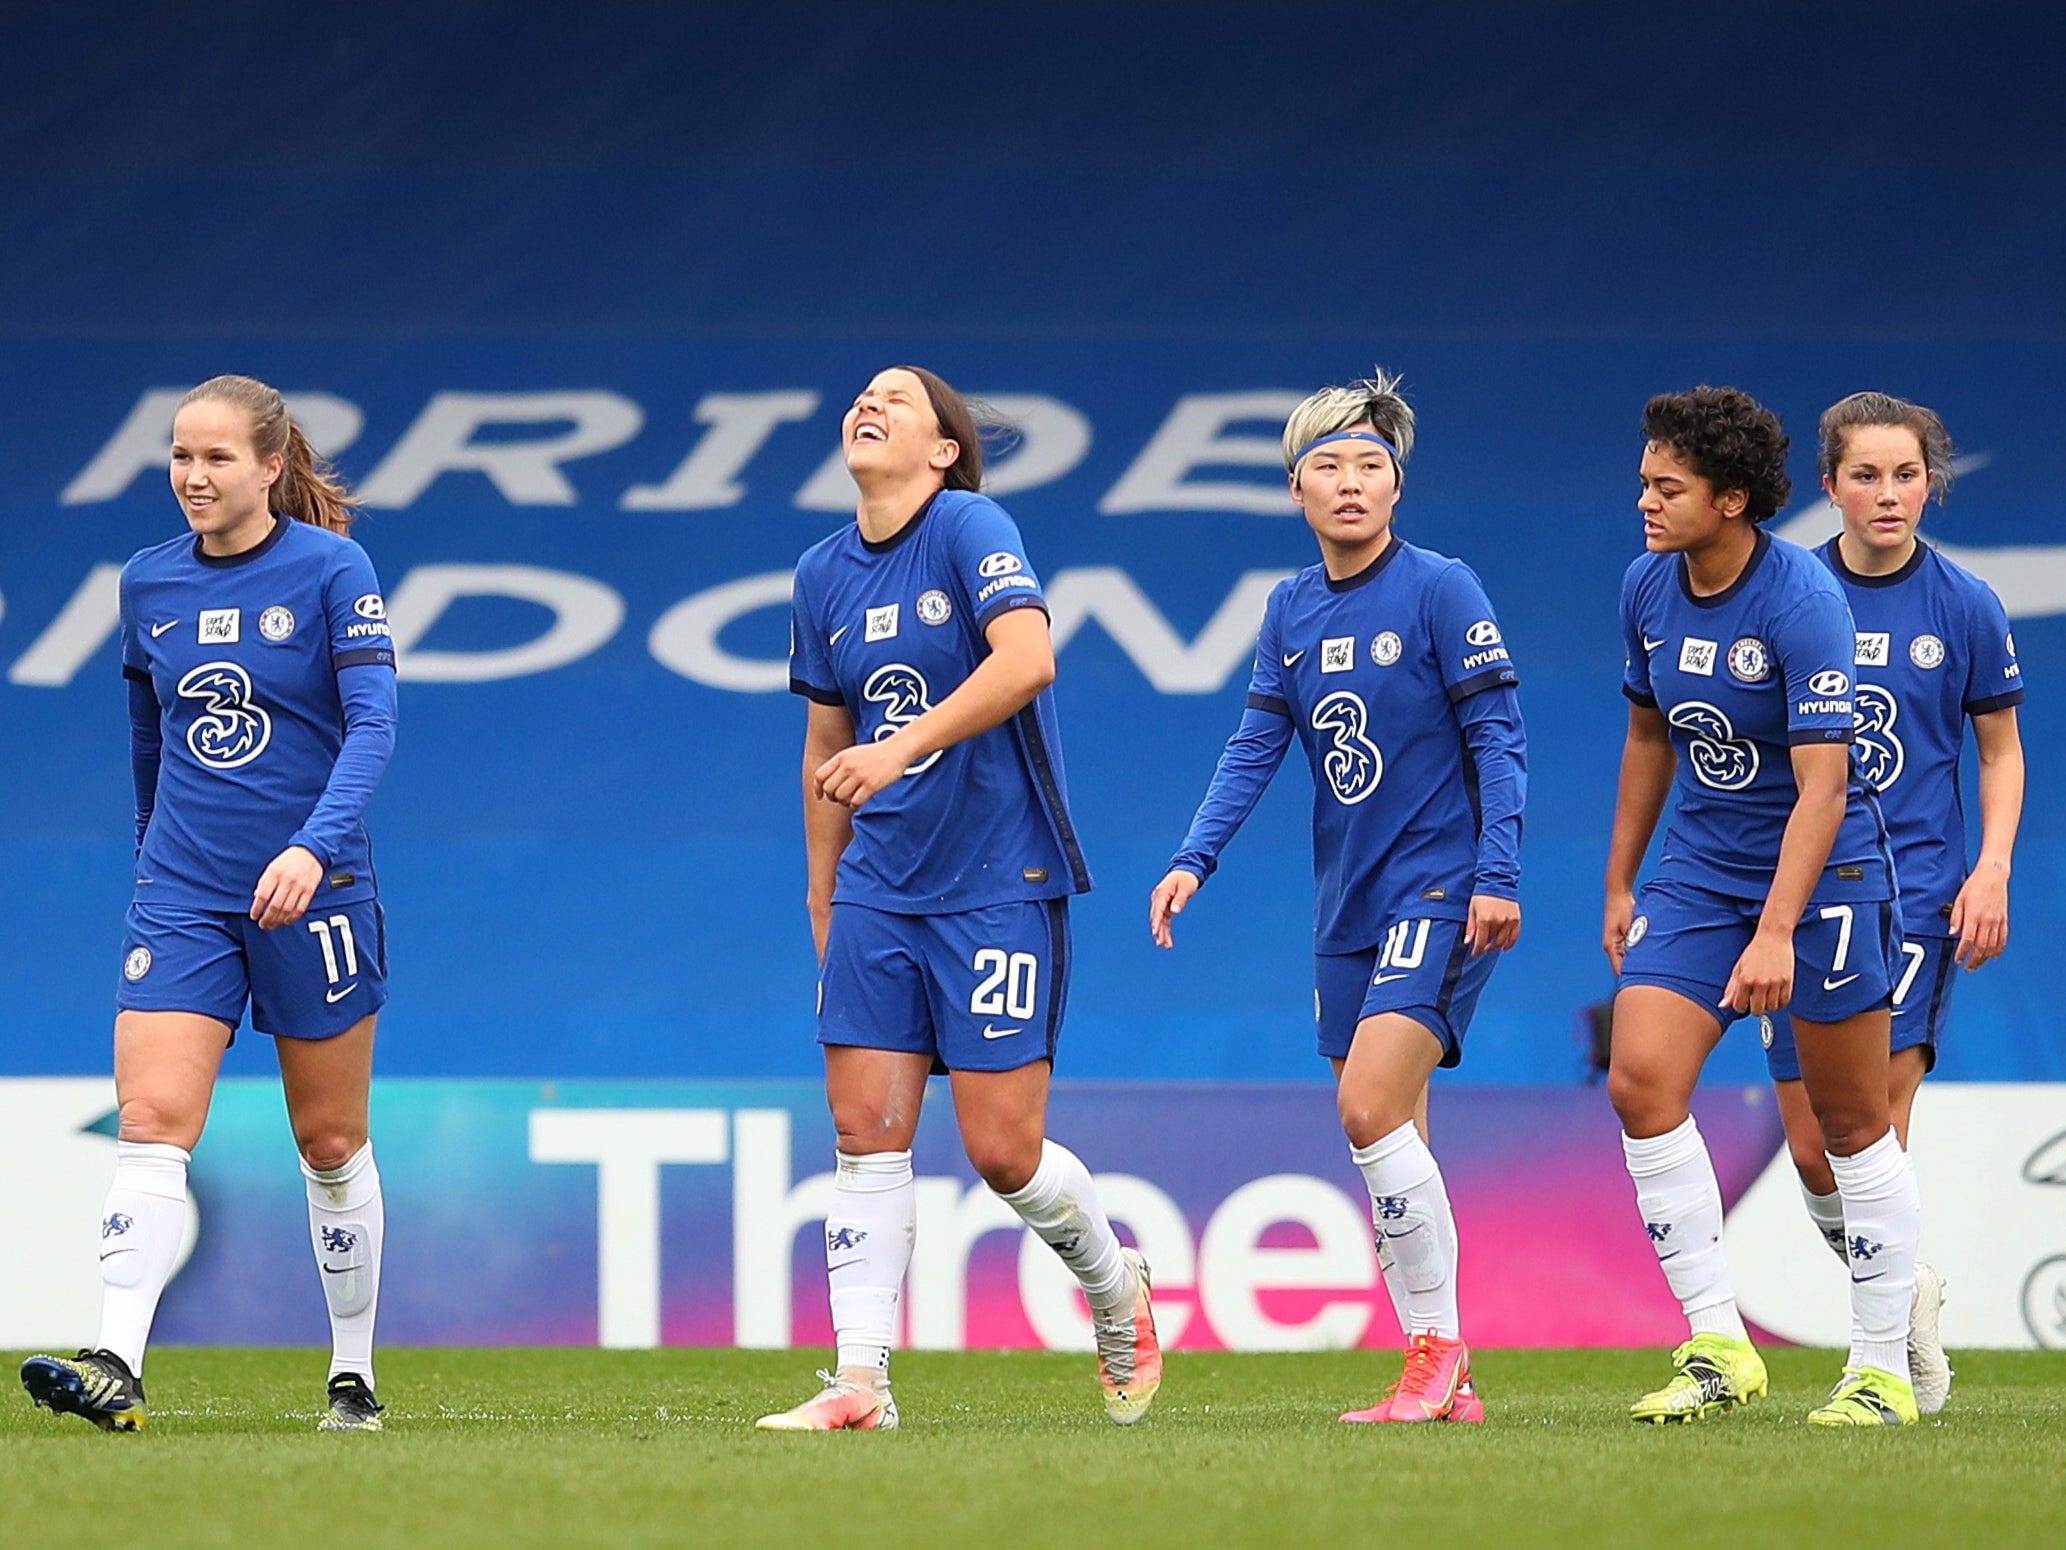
[259,606,296,642]
[1726,637,1770,683]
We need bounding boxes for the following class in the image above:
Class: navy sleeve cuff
[790,678,846,706]
[122,664,152,684]
[1789,726,1853,745]
[334,648,396,670]
[974,591,1050,631]
[1244,692,1291,717]
[1964,688,2026,716]
[1622,685,1658,708]
[1447,666,1521,703]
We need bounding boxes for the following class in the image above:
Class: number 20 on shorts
[970,947,1038,1019]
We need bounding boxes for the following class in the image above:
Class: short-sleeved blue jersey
[789,489,1091,913]
[1174,537,1525,952]
[1817,537,2025,936]
[1621,528,1891,903]
[120,518,397,911]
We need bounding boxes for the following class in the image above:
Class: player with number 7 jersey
[21,377,397,1438]
[1605,387,1918,1430]
[1152,371,1527,1425]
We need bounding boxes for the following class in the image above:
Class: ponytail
[177,374,360,534]
[275,418,361,534]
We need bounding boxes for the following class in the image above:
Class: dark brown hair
[892,365,988,492]
[177,374,360,534]
[1819,391,1956,504]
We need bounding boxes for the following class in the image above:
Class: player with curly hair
[1759,392,2025,1414]
[1603,386,1920,1427]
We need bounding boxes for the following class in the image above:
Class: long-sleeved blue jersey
[120,517,397,910]
[1169,535,1527,954]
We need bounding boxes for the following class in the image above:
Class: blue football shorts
[1762,931,1955,1081]
[1314,915,1500,1067]
[1618,876,1897,1034]
[117,898,388,1041]
[817,899,1071,1073]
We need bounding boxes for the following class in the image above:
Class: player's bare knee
[297,1127,367,1173]
[1812,1104,1886,1158]
[1338,1093,1407,1151]
[117,1095,196,1148]
[966,1137,1039,1195]
[1604,1065,1658,1133]
[1786,1128,1832,1185]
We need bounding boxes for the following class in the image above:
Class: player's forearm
[879,632,1053,768]
[1459,686,1527,897]
[288,668,398,868]
[1973,722,2024,871]
[1759,768,1846,936]
[1168,706,1293,881]
[1603,736,1672,894]
[126,671,162,850]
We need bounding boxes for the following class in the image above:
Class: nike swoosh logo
[321,1264,360,1275]
[325,983,359,1003]
[829,625,850,645]
[1824,974,1860,991]
[827,1258,864,1273]
[1658,1251,1681,1261]
[1283,651,1305,666]
[1642,636,1665,652]
[151,620,179,638]
[1851,1272,1885,1283]
[1371,973,1412,986]
[982,1024,1022,1039]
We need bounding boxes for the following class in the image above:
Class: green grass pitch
[5,1348,2064,1548]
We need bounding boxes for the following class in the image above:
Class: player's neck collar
[192,512,290,569]
[859,490,940,555]
[1825,532,1928,589]
[1324,531,1403,593]
[1676,524,1769,609]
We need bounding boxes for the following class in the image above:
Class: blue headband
[1291,429,1400,469]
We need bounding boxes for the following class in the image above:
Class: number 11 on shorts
[308,914,360,984]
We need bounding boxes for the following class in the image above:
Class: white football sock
[998,1140,1132,1320]
[1799,1181,1848,1263]
[1351,1122,1460,1340]
[95,1140,191,1377]
[303,1141,384,1385]
[826,1150,915,1375]
[1623,1118,1746,1341]
[1829,1128,1919,1381]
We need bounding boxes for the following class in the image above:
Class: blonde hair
[1282,368,1417,487]
[178,374,360,534]
[1819,391,1956,505]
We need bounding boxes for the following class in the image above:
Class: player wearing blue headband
[21,376,397,1434]
[1758,392,2025,1415]
[1605,386,1920,1427]
[1152,369,1527,1424]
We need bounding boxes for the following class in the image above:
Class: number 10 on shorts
[970,947,1038,1019]
[308,914,360,984]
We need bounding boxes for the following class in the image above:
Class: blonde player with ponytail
[21,376,399,1433]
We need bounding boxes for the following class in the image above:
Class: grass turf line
[5,1347,2064,1549]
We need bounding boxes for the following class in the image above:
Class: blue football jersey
[1817,537,2025,936]
[1178,538,1524,952]
[1621,528,1891,903]
[789,489,1091,912]
[120,519,397,910]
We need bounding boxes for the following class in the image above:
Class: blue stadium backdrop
[3,2,2061,1354]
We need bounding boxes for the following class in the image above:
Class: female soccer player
[1150,371,1526,1424]
[20,376,398,1434]
[760,366,1158,1431]
[1605,386,1921,1426]
[1760,392,2024,1414]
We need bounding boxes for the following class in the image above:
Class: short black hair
[1641,386,1792,523]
